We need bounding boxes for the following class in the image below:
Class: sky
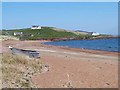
[2,2,118,35]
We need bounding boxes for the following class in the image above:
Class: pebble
[99,67,102,69]
[105,82,110,87]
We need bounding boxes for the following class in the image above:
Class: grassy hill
[2,27,93,40]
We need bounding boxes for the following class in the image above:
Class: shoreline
[48,36,119,42]
[41,39,119,56]
[2,39,119,56]
[42,43,118,57]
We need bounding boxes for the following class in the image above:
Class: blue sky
[2,2,118,35]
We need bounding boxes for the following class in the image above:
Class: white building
[92,32,100,36]
[14,32,23,36]
[31,25,41,29]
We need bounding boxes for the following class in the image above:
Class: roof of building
[32,25,40,27]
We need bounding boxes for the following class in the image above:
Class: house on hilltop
[91,32,100,36]
[75,30,100,36]
[14,32,23,36]
[31,25,41,29]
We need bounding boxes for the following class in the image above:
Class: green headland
[2,26,114,41]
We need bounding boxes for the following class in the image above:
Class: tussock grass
[2,52,43,88]
[0,35,19,41]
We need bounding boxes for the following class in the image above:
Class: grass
[0,54,2,89]
[2,27,86,40]
[0,35,19,41]
[2,27,112,41]
[2,52,43,88]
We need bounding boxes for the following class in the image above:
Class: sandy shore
[2,40,119,88]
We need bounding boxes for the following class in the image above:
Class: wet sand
[2,40,119,88]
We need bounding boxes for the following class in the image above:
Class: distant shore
[39,35,119,42]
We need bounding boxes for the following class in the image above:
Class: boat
[9,46,40,58]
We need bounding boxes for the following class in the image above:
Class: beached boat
[9,46,40,58]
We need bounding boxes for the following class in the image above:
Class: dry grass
[0,54,2,89]
[0,35,19,41]
[2,52,43,88]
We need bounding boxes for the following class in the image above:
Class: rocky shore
[45,35,119,42]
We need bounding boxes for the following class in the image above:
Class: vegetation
[2,27,113,41]
[0,35,19,41]
[2,27,94,40]
[2,53,43,88]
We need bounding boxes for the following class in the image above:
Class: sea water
[44,38,120,52]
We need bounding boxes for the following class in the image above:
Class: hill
[2,27,93,40]
[2,26,114,41]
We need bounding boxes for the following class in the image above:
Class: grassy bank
[2,27,114,41]
[2,27,93,40]
[2,53,45,88]
[0,35,19,41]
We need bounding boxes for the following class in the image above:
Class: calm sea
[44,38,120,52]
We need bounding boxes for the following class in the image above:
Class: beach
[2,40,118,88]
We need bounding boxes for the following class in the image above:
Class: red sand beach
[2,40,119,88]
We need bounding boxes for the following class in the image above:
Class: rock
[40,65,50,73]
[99,67,102,69]
[105,63,107,64]
[105,82,110,87]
